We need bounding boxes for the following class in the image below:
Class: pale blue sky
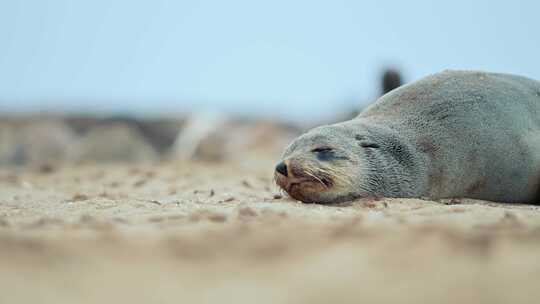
[1,1,539,121]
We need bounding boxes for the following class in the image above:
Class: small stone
[238,207,257,217]
[113,217,129,224]
[0,218,9,227]
[443,198,462,205]
[221,197,235,203]
[133,179,147,187]
[109,181,120,188]
[148,216,165,223]
[208,213,227,223]
[72,193,89,202]
[38,163,55,174]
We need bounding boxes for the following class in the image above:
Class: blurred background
[1,0,539,166]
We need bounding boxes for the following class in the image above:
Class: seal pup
[275,70,540,204]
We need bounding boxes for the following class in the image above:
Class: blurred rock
[65,116,184,154]
[132,119,185,154]
[1,114,299,166]
[381,68,403,95]
[68,123,159,163]
[0,124,19,166]
[171,112,228,161]
[64,116,102,135]
[170,113,300,162]
[0,120,76,167]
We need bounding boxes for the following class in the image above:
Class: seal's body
[275,70,540,204]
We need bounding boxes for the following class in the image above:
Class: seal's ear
[355,135,380,149]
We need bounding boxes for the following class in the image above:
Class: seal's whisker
[304,170,328,189]
[272,174,279,186]
[317,167,352,187]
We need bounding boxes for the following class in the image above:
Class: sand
[1,159,540,304]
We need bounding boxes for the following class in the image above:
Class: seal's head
[274,122,420,204]
[274,123,370,203]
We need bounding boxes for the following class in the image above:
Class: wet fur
[277,70,540,204]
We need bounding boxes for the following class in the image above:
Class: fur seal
[275,70,540,204]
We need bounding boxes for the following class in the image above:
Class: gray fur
[277,70,540,204]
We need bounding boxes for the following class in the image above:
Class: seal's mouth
[286,178,325,192]
[274,165,333,202]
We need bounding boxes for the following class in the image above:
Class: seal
[275,70,540,204]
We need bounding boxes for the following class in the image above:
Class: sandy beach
[1,159,540,304]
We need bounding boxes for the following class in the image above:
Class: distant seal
[275,70,540,204]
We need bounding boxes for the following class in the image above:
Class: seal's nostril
[275,162,288,177]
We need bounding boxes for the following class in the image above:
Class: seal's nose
[275,162,288,177]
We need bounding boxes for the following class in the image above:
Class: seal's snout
[275,161,288,177]
[274,156,342,203]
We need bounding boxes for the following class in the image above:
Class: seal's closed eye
[359,142,380,149]
[311,147,335,161]
[311,147,333,153]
